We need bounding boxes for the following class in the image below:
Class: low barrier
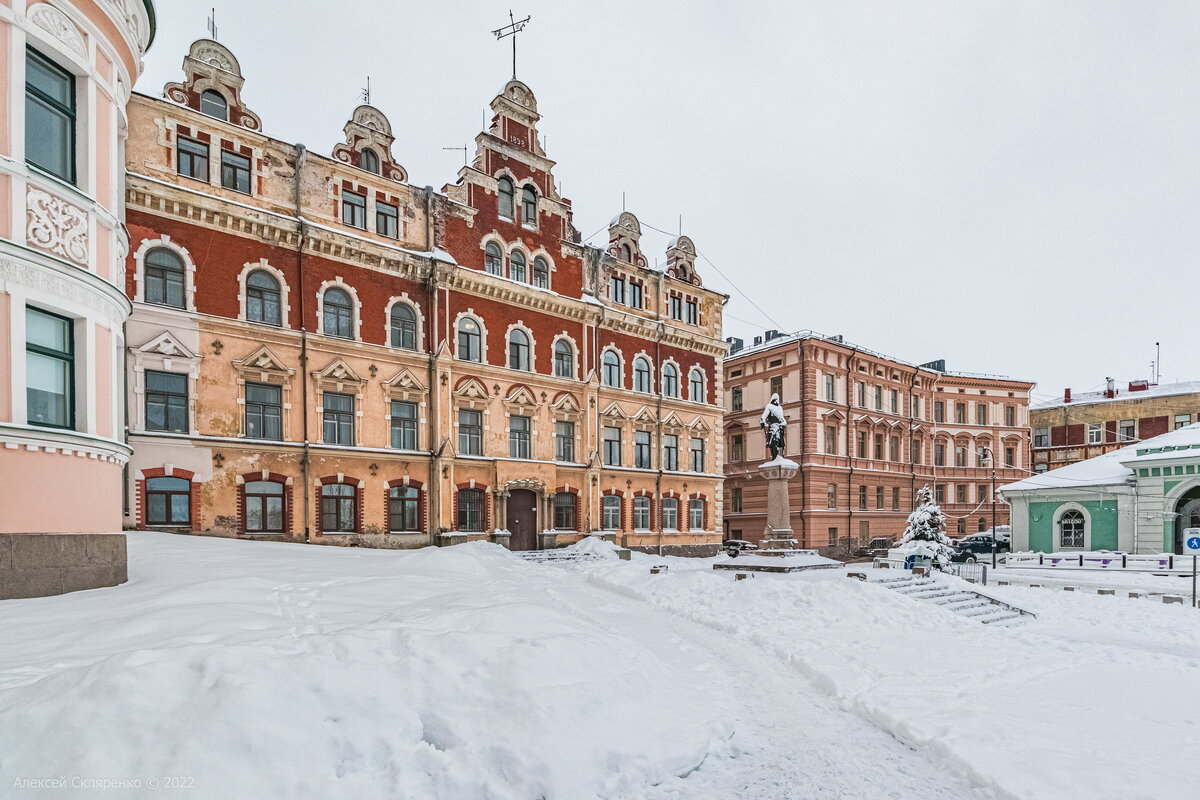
[1006,552,1199,574]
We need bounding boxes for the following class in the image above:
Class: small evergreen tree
[899,486,957,570]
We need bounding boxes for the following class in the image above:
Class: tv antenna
[443,144,468,165]
[361,76,371,105]
[492,10,531,81]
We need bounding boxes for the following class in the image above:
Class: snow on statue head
[898,485,958,571]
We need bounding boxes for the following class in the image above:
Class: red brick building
[722,331,1033,555]
[120,40,727,554]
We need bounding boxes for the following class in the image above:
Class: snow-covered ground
[2,534,1198,799]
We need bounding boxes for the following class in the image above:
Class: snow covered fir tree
[898,486,958,570]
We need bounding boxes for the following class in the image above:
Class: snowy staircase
[872,574,1034,626]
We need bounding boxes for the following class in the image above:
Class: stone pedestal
[0,533,127,600]
[759,457,799,555]
[489,531,512,550]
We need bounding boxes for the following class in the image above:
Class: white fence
[1006,551,1200,574]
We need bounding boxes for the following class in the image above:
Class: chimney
[1064,388,1072,403]
[753,335,763,347]
[725,336,744,354]
[828,334,844,344]
[764,329,780,342]
[1105,377,1115,399]
[1128,380,1150,392]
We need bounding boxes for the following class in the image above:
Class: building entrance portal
[506,489,538,551]
[1175,487,1200,555]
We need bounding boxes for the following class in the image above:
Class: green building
[1001,424,1200,554]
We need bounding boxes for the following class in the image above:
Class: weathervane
[492,10,531,81]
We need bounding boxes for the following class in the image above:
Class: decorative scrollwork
[27,187,89,265]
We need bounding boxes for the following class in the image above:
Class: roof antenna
[492,10,531,81]
[206,7,218,41]
[443,144,468,165]
[361,76,371,105]
[622,191,626,212]
[1155,341,1161,384]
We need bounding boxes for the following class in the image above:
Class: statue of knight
[760,392,787,460]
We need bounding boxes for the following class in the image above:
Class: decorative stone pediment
[133,331,199,361]
[332,104,407,182]
[382,368,425,401]
[505,384,539,409]
[600,402,628,420]
[313,358,364,385]
[689,416,712,432]
[550,391,581,414]
[633,406,658,425]
[661,411,685,430]
[453,377,491,408]
[164,39,262,130]
[232,344,292,382]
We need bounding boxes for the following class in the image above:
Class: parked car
[723,539,759,558]
[950,537,1010,563]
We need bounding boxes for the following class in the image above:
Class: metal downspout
[293,144,311,543]
[422,187,441,546]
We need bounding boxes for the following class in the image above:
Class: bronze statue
[760,392,787,460]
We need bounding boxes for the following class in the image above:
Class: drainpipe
[422,187,440,546]
[655,270,666,556]
[908,369,921,513]
[845,347,860,555]
[293,144,311,543]
[797,338,808,548]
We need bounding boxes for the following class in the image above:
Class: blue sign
[1189,536,1200,550]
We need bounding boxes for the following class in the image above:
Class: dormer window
[521,185,538,227]
[360,148,379,174]
[498,177,515,219]
[200,89,228,121]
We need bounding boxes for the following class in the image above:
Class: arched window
[533,257,550,289]
[661,497,679,530]
[620,243,632,262]
[146,476,190,526]
[553,340,574,378]
[457,316,482,362]
[510,250,527,282]
[521,185,537,226]
[200,89,227,120]
[633,496,651,529]
[485,242,503,275]
[978,517,988,533]
[390,303,417,350]
[245,480,284,533]
[508,328,531,371]
[633,357,652,393]
[323,287,353,339]
[389,485,420,533]
[321,483,357,533]
[497,176,515,219]
[956,518,967,535]
[602,495,622,530]
[144,248,186,308]
[360,147,379,174]
[458,488,485,531]
[1060,510,1085,549]
[602,350,622,388]
[246,270,281,325]
[662,363,680,398]
[688,368,705,401]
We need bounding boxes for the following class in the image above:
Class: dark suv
[951,537,1010,563]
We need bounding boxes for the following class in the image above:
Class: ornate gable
[607,211,647,267]
[382,368,425,401]
[133,330,199,361]
[550,391,581,413]
[332,105,407,182]
[164,39,262,130]
[633,406,658,426]
[453,376,491,408]
[600,402,628,420]
[665,235,701,286]
[689,416,712,433]
[487,80,545,156]
[313,357,364,386]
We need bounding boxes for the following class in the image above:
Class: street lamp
[983,447,998,568]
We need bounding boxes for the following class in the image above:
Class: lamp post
[983,447,998,568]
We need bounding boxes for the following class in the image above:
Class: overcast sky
[136,1,1200,402]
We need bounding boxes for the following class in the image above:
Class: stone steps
[869,573,1035,626]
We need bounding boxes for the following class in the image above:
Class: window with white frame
[1087,423,1103,444]
[602,350,621,387]
[689,498,704,530]
[508,329,531,371]
[1059,509,1085,549]
[553,340,574,378]
[661,497,679,530]
[634,358,652,393]
[633,496,650,529]
[602,495,621,530]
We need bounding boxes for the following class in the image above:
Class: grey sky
[136,1,1200,402]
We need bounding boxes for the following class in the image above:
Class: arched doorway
[506,488,538,551]
[1175,486,1200,555]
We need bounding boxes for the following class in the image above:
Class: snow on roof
[1001,422,1200,493]
[1031,380,1200,410]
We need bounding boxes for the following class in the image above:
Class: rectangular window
[376,201,399,238]
[1005,405,1016,427]
[25,307,74,429]
[955,402,967,424]
[629,281,643,309]
[633,497,651,529]
[390,401,418,450]
[976,403,988,425]
[890,436,900,462]
[955,445,967,467]
[322,392,355,445]
[1118,420,1136,441]
[876,486,884,510]
[245,383,282,440]
[341,191,366,228]
[934,400,945,423]
[610,276,626,304]
[874,386,882,410]
[935,484,946,504]
[825,425,838,455]
[731,487,743,513]
[669,295,683,320]
[690,437,706,472]
[689,498,705,530]
[602,496,622,530]
[634,430,652,468]
[827,484,838,509]
[824,374,836,401]
[856,431,867,459]
[1034,427,1050,448]
[458,489,484,532]
[858,485,867,510]
[890,389,898,413]
[1004,446,1016,468]
[731,386,743,412]
[857,382,866,407]
[553,493,577,531]
[1174,414,1191,430]
[874,433,884,460]
[145,371,187,433]
[770,375,783,399]
[979,484,990,503]
[827,526,839,546]
[911,395,920,419]
[934,443,946,467]
[956,484,967,503]
[911,438,922,464]
[685,299,699,325]
[176,136,209,181]
[603,426,622,466]
[892,487,900,511]
[220,150,251,193]
[509,415,531,459]
[731,434,744,462]
[25,48,76,183]
[458,409,483,455]
[661,498,679,530]
[1087,423,1103,444]
[663,434,679,471]
[555,421,575,462]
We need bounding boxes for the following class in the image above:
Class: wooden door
[506,489,538,551]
